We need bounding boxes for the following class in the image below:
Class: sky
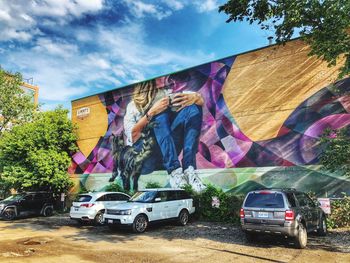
[0,0,272,111]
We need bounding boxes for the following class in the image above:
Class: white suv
[69,192,130,225]
[104,189,195,233]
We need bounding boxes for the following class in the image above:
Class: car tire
[317,216,327,236]
[178,209,189,226]
[294,223,307,249]
[94,211,104,226]
[245,232,257,242]
[3,208,16,220]
[43,206,53,217]
[132,214,148,233]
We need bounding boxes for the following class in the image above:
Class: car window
[106,193,129,201]
[156,191,168,202]
[74,195,92,202]
[244,192,285,208]
[3,194,25,202]
[177,191,191,200]
[23,195,34,201]
[286,193,297,207]
[96,195,106,202]
[117,193,130,201]
[295,193,307,206]
[167,191,177,201]
[130,191,157,203]
[33,193,44,200]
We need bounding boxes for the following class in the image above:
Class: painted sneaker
[169,167,186,188]
[184,166,206,192]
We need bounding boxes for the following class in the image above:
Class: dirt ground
[0,215,349,263]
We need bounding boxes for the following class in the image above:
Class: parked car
[69,192,130,225]
[0,192,54,220]
[240,188,327,248]
[104,188,195,233]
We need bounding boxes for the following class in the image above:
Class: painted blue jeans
[152,104,203,174]
[134,104,203,175]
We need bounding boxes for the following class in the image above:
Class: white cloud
[194,0,220,13]
[33,38,78,58]
[161,0,185,11]
[0,0,105,42]
[122,0,171,20]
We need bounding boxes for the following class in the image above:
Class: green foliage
[0,107,78,193]
[184,184,245,224]
[219,1,350,77]
[78,183,89,194]
[144,181,162,189]
[327,195,350,229]
[319,127,350,177]
[0,68,36,135]
[105,182,131,196]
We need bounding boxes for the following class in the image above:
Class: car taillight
[240,208,245,218]
[285,210,294,221]
[80,203,94,208]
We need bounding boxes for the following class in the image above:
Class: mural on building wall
[70,55,350,196]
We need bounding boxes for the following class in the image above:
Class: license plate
[258,212,269,218]
[108,219,113,224]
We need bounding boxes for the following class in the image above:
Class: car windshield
[74,195,92,202]
[245,192,285,208]
[3,194,25,202]
[129,191,157,203]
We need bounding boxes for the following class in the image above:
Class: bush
[327,196,350,229]
[104,182,132,195]
[183,184,244,224]
[144,181,162,189]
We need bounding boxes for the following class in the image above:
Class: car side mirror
[154,197,161,202]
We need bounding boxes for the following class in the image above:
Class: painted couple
[123,79,206,192]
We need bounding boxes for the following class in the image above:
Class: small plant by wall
[144,181,162,189]
[327,195,350,229]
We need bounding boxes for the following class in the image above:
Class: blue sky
[0,0,272,111]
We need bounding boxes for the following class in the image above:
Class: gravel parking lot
[0,215,349,263]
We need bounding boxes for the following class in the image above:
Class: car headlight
[106,209,132,215]
[0,204,5,211]
[119,209,132,215]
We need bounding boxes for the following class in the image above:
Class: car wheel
[3,208,16,220]
[178,209,189,226]
[132,214,148,233]
[245,232,257,242]
[294,223,307,249]
[94,211,104,226]
[43,206,53,217]
[317,216,327,236]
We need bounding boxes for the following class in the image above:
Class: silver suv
[240,189,327,248]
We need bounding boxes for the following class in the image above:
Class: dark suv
[240,189,327,248]
[0,192,54,220]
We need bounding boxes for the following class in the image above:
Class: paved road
[0,216,349,263]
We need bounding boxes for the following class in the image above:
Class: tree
[319,127,350,177]
[0,107,78,193]
[219,0,350,78]
[0,67,36,135]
